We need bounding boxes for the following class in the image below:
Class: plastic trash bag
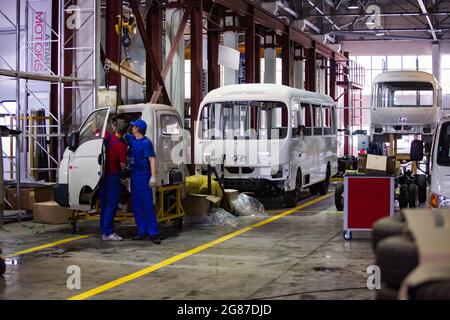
[230,193,265,216]
[185,208,238,227]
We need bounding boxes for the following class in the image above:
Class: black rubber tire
[399,184,409,209]
[408,183,417,208]
[410,281,450,300]
[416,174,427,204]
[376,235,418,289]
[309,184,319,196]
[0,257,5,276]
[284,190,299,207]
[335,182,344,211]
[371,215,406,252]
[376,283,399,300]
[284,170,302,207]
[318,164,331,195]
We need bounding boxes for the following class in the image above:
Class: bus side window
[323,105,332,135]
[300,103,312,136]
[312,104,322,136]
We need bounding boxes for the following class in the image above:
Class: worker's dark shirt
[104,131,127,175]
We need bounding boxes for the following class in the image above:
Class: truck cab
[53,104,187,210]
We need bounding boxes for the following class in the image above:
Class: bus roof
[201,84,335,106]
[373,71,437,85]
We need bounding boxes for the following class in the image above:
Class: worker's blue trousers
[131,170,159,237]
[99,174,121,236]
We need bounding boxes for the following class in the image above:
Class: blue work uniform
[125,134,159,237]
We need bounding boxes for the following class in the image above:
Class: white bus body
[429,115,450,209]
[371,71,441,142]
[194,84,338,207]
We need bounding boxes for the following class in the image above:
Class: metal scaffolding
[0,0,98,186]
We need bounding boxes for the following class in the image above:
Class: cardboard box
[34,186,54,202]
[182,194,221,217]
[357,154,367,173]
[366,154,387,175]
[32,201,74,225]
[5,188,35,210]
[224,189,239,202]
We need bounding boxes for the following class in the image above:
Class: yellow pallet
[69,184,185,233]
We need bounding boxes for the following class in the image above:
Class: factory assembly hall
[1,0,450,307]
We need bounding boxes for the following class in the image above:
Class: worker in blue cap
[125,119,161,244]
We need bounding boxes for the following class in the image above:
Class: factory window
[442,54,450,94]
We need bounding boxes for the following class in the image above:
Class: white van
[53,104,186,210]
[371,71,441,143]
[429,115,450,208]
[194,84,338,207]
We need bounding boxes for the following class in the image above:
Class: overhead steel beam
[129,0,171,105]
[306,0,341,30]
[213,0,346,61]
[305,11,450,17]
[418,0,438,41]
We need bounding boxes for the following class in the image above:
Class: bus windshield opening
[199,101,288,140]
[373,81,434,108]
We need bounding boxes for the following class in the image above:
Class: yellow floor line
[5,234,93,258]
[68,193,333,300]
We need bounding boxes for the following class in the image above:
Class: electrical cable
[252,286,369,300]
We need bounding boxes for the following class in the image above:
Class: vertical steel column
[255,34,261,84]
[147,1,162,100]
[49,0,59,181]
[207,7,220,91]
[106,0,120,88]
[343,51,350,156]
[16,0,21,217]
[329,54,336,100]
[245,8,255,84]
[281,27,291,86]
[305,47,316,92]
[190,0,203,164]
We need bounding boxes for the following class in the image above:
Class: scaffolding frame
[0,0,98,190]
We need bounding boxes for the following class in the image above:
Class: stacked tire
[375,234,419,299]
[374,218,450,300]
[371,214,418,300]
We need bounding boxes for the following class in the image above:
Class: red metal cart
[343,175,394,240]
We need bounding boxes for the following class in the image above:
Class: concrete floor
[0,189,376,300]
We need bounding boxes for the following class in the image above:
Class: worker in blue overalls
[125,119,161,244]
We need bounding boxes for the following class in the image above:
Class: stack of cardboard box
[5,184,74,224]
